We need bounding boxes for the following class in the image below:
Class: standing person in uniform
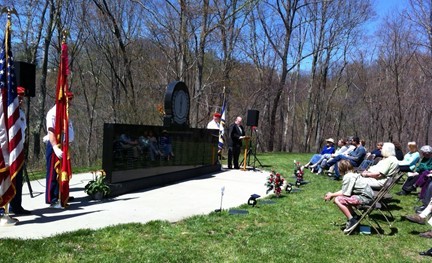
[9,87,31,215]
[206,112,221,130]
[44,92,74,208]
[227,116,245,169]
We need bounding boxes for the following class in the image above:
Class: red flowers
[265,170,285,197]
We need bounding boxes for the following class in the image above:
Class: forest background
[1,0,431,170]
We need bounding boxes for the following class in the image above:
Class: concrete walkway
[0,167,270,239]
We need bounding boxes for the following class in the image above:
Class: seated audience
[336,139,350,155]
[324,160,374,233]
[370,142,383,158]
[397,145,432,196]
[398,141,420,172]
[321,137,356,175]
[310,138,348,174]
[360,139,367,151]
[323,136,366,180]
[412,170,432,211]
[404,199,432,240]
[359,142,399,189]
[303,138,335,168]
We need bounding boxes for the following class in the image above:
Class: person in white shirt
[44,92,74,208]
[207,112,221,129]
[359,142,399,189]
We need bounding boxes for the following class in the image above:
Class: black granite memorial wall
[102,123,221,196]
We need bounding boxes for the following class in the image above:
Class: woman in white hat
[303,138,335,171]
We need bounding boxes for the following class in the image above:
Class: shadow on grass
[380,204,403,211]
[384,198,401,204]
[16,210,102,225]
[368,213,398,223]
[348,226,398,236]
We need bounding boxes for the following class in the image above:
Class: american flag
[0,18,24,206]
[218,88,227,152]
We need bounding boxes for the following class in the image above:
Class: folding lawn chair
[354,154,375,173]
[345,171,404,236]
[397,158,422,184]
[372,157,382,165]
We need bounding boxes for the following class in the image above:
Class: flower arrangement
[293,160,304,181]
[84,170,111,200]
[265,170,285,197]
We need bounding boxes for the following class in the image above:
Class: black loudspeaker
[246,110,259,127]
[15,61,36,97]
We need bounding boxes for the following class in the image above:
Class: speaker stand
[23,164,34,198]
[251,127,264,170]
[24,95,34,197]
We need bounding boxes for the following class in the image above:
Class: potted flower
[84,170,111,200]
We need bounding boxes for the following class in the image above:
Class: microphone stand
[24,95,34,197]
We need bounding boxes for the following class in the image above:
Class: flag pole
[218,87,227,157]
[56,29,72,209]
[0,7,19,226]
[58,31,68,208]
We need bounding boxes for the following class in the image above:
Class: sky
[370,0,410,33]
[376,0,408,14]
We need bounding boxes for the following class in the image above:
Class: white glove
[53,145,63,159]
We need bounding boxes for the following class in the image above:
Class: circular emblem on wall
[164,81,190,126]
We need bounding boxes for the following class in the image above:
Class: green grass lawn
[2,153,430,262]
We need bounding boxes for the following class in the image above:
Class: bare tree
[302,0,373,152]
[376,15,417,142]
[257,0,305,151]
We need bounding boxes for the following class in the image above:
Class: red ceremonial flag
[52,39,72,207]
[0,17,24,206]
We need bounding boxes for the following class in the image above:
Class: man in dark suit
[228,116,245,169]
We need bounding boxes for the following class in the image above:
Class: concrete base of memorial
[108,164,221,196]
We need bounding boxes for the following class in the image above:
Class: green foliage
[1,153,430,262]
[84,171,111,197]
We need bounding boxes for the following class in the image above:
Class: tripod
[23,93,35,198]
[23,163,35,198]
[250,127,264,170]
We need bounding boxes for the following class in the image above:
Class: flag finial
[0,7,17,19]
[62,30,69,43]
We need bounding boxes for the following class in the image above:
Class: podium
[242,136,251,171]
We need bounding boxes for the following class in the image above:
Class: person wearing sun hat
[323,136,366,180]
[303,138,336,171]
[207,112,222,129]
